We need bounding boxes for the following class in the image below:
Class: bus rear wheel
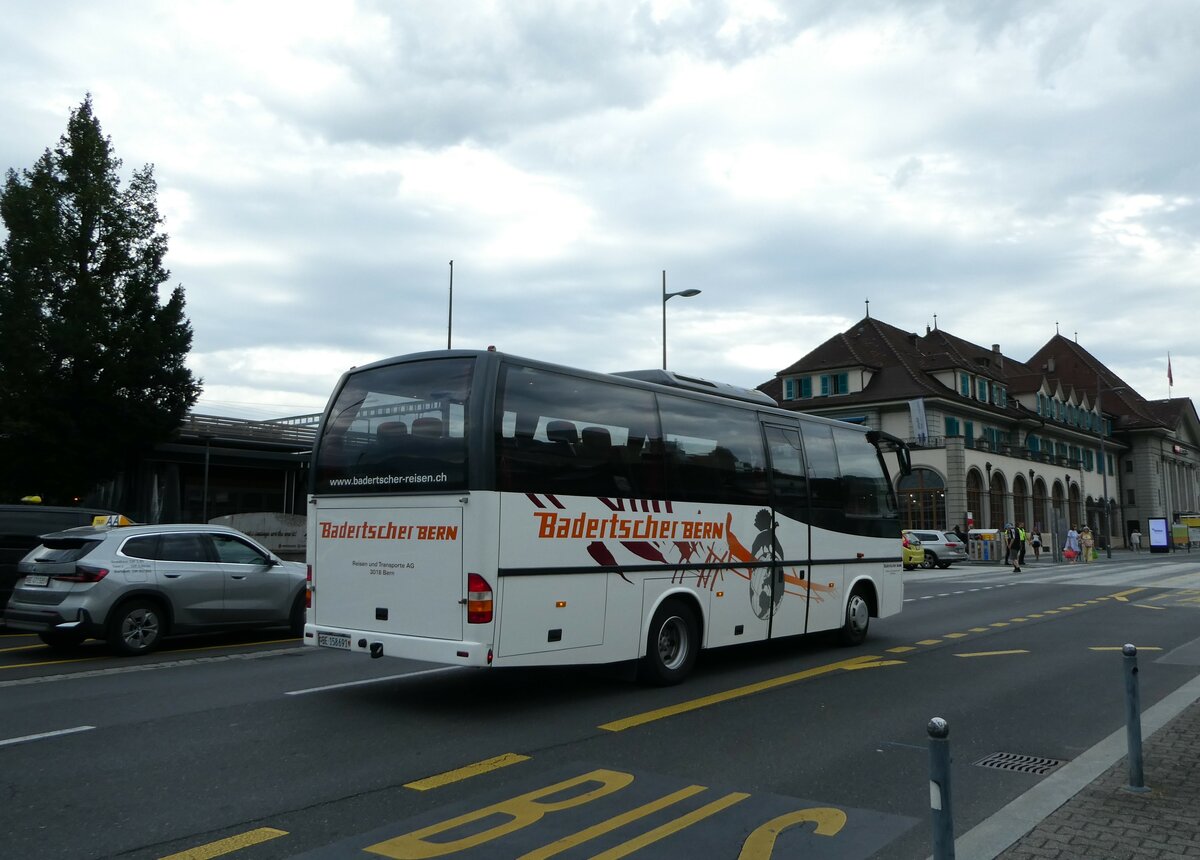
[838,589,871,646]
[640,599,698,686]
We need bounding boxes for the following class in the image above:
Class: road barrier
[1123,644,1150,793]
[927,716,955,859]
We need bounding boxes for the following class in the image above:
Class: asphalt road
[3,553,1200,860]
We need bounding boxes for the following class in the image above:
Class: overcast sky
[2,1,1197,420]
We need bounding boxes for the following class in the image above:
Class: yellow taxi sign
[93,514,136,527]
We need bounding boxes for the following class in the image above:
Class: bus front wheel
[838,589,871,646]
[640,599,698,686]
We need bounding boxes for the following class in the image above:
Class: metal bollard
[1122,644,1150,792]
[928,716,955,859]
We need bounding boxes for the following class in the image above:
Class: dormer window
[976,378,987,401]
[783,377,813,400]
[820,373,849,396]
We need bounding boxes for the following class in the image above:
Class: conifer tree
[0,96,201,502]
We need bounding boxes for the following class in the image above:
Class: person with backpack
[1006,522,1023,572]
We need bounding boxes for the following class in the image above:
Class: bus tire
[640,599,698,686]
[838,588,871,646]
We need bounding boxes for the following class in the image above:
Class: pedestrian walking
[1016,521,1027,567]
[1131,528,1142,552]
[1065,525,1081,563]
[1006,522,1023,572]
[1081,526,1095,563]
[1030,529,1042,561]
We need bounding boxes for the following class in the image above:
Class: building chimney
[992,344,1003,370]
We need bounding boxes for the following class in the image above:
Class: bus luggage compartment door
[313,505,464,640]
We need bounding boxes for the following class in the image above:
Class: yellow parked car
[902,533,925,570]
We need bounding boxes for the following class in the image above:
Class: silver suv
[3,523,306,655]
[902,529,969,569]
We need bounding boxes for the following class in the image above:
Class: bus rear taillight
[466,573,493,624]
[306,564,313,608]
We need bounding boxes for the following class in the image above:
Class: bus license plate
[317,632,351,650]
[23,575,49,587]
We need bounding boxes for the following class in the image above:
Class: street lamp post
[661,270,701,370]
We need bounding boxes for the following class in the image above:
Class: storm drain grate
[973,752,1066,776]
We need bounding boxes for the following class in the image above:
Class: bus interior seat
[377,421,408,443]
[579,426,612,454]
[412,417,444,438]
[545,420,579,447]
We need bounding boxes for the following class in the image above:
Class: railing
[177,413,318,447]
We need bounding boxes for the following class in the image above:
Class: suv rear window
[25,537,103,564]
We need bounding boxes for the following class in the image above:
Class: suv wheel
[922,551,938,569]
[107,599,165,656]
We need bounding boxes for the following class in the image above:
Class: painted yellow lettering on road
[739,807,847,859]
[1110,588,1146,603]
[589,791,750,859]
[159,828,287,860]
[405,753,530,791]
[367,769,633,859]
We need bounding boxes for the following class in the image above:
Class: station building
[760,316,1200,549]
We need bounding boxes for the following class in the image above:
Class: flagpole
[1168,351,1173,399]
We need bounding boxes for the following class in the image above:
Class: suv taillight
[53,565,109,583]
[466,573,493,624]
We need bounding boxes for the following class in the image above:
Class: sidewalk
[947,548,1200,858]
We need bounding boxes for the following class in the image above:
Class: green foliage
[0,96,201,502]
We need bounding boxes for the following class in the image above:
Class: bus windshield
[312,357,473,494]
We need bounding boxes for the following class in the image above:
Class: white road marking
[0,725,95,747]
[285,666,461,695]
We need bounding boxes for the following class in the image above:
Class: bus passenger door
[763,424,810,638]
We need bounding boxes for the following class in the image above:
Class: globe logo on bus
[749,509,785,620]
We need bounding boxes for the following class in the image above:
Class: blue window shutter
[960,373,969,395]
[800,377,811,398]
[820,375,830,396]
[784,379,795,400]
[838,372,848,393]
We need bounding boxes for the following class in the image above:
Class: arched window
[989,472,1007,528]
[967,469,984,529]
[1032,478,1048,533]
[1012,475,1029,527]
[896,468,946,529]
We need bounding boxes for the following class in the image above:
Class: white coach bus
[303,349,911,684]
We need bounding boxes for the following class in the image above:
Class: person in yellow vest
[1016,522,1027,568]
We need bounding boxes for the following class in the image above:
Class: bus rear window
[313,358,472,494]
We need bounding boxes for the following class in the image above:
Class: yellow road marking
[916,639,941,645]
[158,827,287,859]
[968,627,990,632]
[887,646,917,653]
[989,622,1009,628]
[599,655,902,732]
[955,650,1029,658]
[942,633,968,639]
[1110,588,1146,603]
[1009,618,1029,622]
[405,753,531,790]
[1027,613,1044,618]
[1089,646,1163,652]
[1133,604,1167,611]
[0,655,107,670]
[0,643,50,654]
